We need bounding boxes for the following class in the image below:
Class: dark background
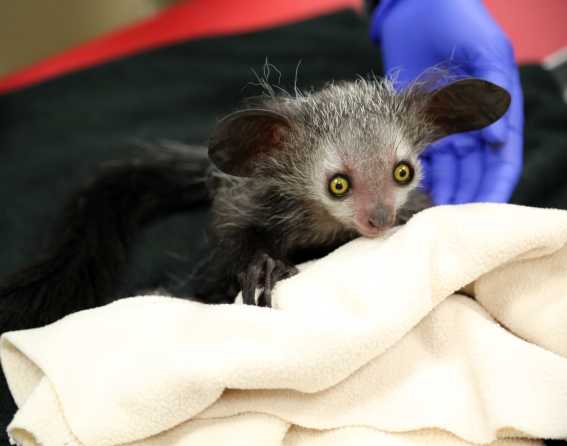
[1,10,566,443]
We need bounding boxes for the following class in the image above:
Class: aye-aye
[0,76,510,332]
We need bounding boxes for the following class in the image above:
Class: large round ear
[208,109,292,177]
[425,79,511,140]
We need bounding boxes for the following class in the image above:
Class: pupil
[335,182,343,190]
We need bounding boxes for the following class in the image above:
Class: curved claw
[239,253,298,307]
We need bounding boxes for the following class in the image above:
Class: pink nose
[368,207,394,229]
[356,206,396,237]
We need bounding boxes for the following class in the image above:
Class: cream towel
[2,203,567,446]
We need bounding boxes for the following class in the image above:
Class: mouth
[354,223,390,238]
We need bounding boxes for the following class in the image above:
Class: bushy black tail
[0,142,212,333]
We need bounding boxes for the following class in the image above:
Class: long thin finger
[259,257,276,308]
[240,263,261,306]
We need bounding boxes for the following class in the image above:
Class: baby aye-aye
[0,76,510,331]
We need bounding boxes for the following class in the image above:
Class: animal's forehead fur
[301,79,432,138]
[255,78,436,152]
[249,77,437,189]
[303,80,417,126]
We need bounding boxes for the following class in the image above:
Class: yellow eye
[393,162,414,185]
[328,174,350,197]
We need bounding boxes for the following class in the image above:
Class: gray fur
[209,77,437,255]
[207,73,509,275]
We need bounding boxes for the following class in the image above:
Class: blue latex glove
[370,0,524,204]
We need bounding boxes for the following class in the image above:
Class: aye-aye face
[208,76,511,238]
[295,79,434,237]
[306,120,424,238]
[296,77,510,237]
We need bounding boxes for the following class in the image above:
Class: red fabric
[485,0,567,64]
[0,0,565,94]
[0,0,360,94]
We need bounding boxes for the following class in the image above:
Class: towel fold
[2,204,567,446]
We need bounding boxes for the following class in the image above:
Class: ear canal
[425,79,511,140]
[208,108,292,177]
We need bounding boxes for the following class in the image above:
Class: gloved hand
[370,0,524,204]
